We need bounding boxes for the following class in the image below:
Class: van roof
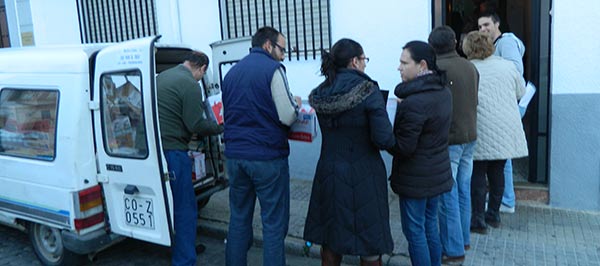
[0,44,108,74]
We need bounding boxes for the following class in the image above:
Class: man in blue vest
[222,26,300,266]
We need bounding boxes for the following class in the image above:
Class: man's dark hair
[251,26,282,48]
[479,11,501,24]
[185,51,209,69]
[428,26,456,54]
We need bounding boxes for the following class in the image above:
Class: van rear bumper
[61,229,124,254]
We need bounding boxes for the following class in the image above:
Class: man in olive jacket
[429,26,479,264]
[157,51,223,266]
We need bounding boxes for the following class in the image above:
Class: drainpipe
[170,0,183,43]
[4,0,23,47]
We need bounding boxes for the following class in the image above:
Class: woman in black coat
[303,38,396,266]
[388,41,453,266]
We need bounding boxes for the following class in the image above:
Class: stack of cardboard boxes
[0,91,57,158]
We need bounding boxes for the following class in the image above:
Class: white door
[92,36,172,246]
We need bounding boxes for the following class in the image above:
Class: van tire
[28,223,86,266]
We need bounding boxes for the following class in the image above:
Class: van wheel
[29,223,86,266]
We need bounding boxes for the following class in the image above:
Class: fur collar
[310,79,376,114]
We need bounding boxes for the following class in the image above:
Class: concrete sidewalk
[198,178,600,266]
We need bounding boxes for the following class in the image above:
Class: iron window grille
[219,0,331,61]
[76,0,158,44]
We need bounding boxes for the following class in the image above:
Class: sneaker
[442,255,465,265]
[500,204,515,213]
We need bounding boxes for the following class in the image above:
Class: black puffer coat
[303,69,396,255]
[388,73,453,198]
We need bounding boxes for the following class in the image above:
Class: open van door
[91,36,172,246]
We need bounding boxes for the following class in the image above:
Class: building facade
[2,0,599,211]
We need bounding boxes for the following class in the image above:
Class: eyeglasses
[359,56,370,63]
[272,42,287,54]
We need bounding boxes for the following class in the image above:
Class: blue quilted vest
[222,48,290,160]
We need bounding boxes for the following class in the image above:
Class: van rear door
[91,36,172,246]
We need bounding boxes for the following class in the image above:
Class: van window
[0,89,58,161]
[101,71,148,159]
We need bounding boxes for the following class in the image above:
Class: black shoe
[442,255,465,265]
[485,219,500,228]
[196,244,206,254]
[470,226,488,235]
[167,244,206,256]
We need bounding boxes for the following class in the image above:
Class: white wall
[29,0,80,45]
[155,0,222,54]
[549,0,600,211]
[330,0,432,93]
[285,0,433,98]
[551,1,600,94]
[156,1,432,99]
[15,0,432,99]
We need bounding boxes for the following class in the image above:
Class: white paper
[518,82,537,108]
[386,98,398,126]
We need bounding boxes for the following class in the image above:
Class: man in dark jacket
[221,26,299,266]
[429,25,479,264]
[157,51,223,266]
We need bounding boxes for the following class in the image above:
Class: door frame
[92,36,174,246]
[431,0,552,184]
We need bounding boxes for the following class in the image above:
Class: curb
[198,219,411,266]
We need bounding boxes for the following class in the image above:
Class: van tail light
[79,185,103,211]
[74,212,104,230]
[74,185,105,231]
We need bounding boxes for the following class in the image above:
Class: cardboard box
[118,81,142,114]
[288,106,317,142]
[111,115,135,149]
[206,94,224,124]
[189,151,206,181]
[1,103,56,132]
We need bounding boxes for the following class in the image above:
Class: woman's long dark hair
[320,38,364,85]
[403,40,447,84]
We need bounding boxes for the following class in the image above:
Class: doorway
[433,0,552,185]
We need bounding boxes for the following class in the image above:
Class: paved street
[3,178,600,266]
[199,179,600,266]
[0,223,350,266]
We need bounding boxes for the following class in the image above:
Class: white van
[0,36,228,265]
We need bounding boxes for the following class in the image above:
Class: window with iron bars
[219,0,331,61]
[76,0,158,44]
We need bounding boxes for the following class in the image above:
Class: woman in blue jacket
[388,41,453,266]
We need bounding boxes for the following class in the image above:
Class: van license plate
[123,195,154,229]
